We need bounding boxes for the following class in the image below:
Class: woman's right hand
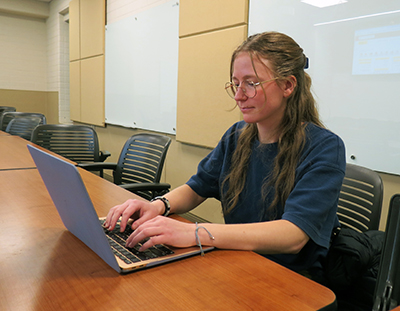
[103,198,164,232]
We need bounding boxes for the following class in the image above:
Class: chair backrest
[338,163,383,232]
[114,133,171,200]
[0,106,16,120]
[372,194,400,311]
[5,116,43,141]
[0,106,16,114]
[31,124,102,163]
[0,112,46,131]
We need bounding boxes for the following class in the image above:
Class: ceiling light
[301,0,348,8]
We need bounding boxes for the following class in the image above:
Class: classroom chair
[31,124,111,176]
[79,133,171,200]
[372,194,400,311]
[338,163,383,232]
[5,116,43,141]
[0,111,46,131]
[0,106,16,119]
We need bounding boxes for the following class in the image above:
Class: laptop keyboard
[100,219,174,264]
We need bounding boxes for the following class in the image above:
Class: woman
[104,31,346,281]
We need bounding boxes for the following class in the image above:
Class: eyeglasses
[224,77,279,99]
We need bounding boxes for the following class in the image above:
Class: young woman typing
[104,31,346,281]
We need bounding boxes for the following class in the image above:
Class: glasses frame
[225,77,279,99]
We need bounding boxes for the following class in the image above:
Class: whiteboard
[105,0,179,135]
[249,0,400,175]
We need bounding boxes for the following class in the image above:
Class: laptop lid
[28,144,213,274]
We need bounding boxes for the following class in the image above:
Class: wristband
[150,196,171,217]
[195,222,215,256]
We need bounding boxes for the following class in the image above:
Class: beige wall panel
[179,0,248,37]
[0,0,49,19]
[69,0,80,61]
[176,26,247,148]
[69,60,81,122]
[80,56,105,126]
[80,0,105,58]
[0,89,46,112]
[45,91,60,124]
[0,89,59,123]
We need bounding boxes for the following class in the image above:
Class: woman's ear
[282,75,297,98]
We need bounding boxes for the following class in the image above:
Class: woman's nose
[234,87,247,101]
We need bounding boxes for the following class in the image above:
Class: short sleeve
[282,130,346,249]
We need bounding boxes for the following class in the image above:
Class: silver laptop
[28,144,213,274]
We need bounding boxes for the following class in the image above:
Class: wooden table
[0,166,337,310]
[0,135,75,170]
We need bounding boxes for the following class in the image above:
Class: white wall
[0,12,47,91]
[0,0,70,123]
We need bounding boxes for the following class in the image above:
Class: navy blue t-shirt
[187,121,346,274]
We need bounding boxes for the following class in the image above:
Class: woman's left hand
[126,216,196,251]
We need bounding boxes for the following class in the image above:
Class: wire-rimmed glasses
[224,77,279,99]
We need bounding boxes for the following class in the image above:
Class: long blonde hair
[221,32,323,218]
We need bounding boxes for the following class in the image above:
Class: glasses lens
[244,81,256,98]
[225,82,236,99]
[225,81,258,99]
